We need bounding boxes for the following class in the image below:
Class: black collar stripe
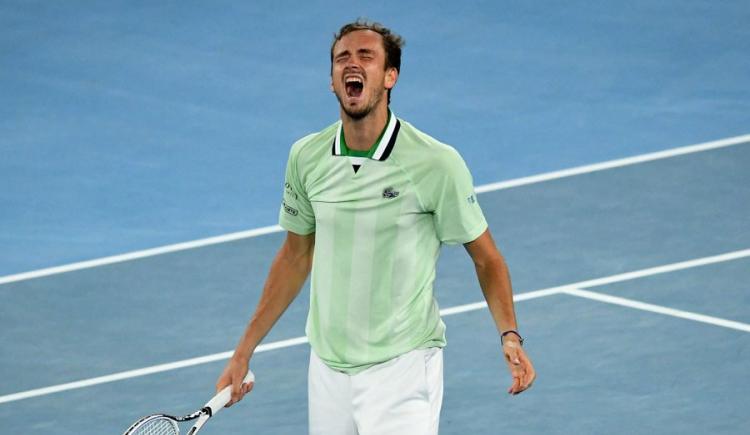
[370,113,398,161]
[330,113,400,161]
[332,122,343,155]
[376,120,400,162]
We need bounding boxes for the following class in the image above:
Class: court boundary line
[562,287,750,332]
[1,133,748,286]
[2,247,748,405]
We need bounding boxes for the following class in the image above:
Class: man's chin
[335,92,382,120]
[342,106,370,120]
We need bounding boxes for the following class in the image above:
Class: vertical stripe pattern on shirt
[344,206,378,363]
[308,202,335,345]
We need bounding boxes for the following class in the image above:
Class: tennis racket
[123,370,254,435]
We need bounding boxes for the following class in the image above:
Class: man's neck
[340,105,389,152]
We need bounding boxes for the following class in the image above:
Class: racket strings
[129,417,179,435]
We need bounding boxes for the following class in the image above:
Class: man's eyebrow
[334,49,351,59]
[334,47,377,60]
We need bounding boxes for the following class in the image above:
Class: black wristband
[501,329,524,346]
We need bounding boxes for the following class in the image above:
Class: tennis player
[217,19,535,435]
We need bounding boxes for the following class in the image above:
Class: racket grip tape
[205,370,255,416]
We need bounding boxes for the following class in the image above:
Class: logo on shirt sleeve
[283,201,299,216]
[467,194,476,204]
[284,181,298,200]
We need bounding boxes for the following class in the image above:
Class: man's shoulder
[396,118,464,168]
[289,121,339,159]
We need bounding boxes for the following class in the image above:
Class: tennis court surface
[2,2,749,434]
[2,137,749,434]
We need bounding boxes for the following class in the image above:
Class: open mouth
[345,76,364,98]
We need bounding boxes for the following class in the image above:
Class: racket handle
[205,370,255,416]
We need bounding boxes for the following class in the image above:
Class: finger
[522,359,535,383]
[508,375,521,394]
[504,356,523,394]
[508,355,524,378]
[518,353,536,390]
[519,355,536,392]
[215,377,229,394]
[521,377,534,391]
[511,376,522,395]
[516,375,532,393]
[523,368,536,390]
[216,376,233,407]
[230,376,244,406]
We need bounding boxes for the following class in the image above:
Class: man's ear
[385,67,398,90]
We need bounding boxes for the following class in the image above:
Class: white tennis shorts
[308,347,444,435]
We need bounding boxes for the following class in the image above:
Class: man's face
[331,30,398,119]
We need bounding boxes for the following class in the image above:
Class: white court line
[438,287,565,316]
[571,249,750,290]
[563,287,750,333]
[0,226,282,286]
[2,247,749,405]
[1,133,748,286]
[0,336,308,405]
[473,133,750,193]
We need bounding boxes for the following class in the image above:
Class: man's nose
[344,60,361,71]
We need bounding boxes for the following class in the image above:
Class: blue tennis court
[2,1,749,434]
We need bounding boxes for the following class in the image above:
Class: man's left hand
[503,339,535,395]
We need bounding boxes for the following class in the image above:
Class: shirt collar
[332,111,401,161]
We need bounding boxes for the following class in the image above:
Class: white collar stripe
[371,113,398,161]
[334,122,343,155]
[330,113,399,161]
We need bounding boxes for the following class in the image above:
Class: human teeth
[345,77,363,84]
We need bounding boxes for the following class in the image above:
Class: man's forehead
[333,29,384,54]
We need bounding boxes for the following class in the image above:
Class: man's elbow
[472,251,505,272]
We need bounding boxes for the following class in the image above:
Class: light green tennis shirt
[279,112,487,374]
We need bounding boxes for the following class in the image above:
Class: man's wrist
[233,342,255,362]
[500,329,524,346]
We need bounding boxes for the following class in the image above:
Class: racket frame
[122,370,254,435]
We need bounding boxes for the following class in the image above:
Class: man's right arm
[216,230,315,406]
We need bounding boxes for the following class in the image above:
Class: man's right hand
[216,356,254,407]
[215,232,314,407]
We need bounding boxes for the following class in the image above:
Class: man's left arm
[464,229,536,395]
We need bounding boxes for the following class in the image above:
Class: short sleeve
[432,150,487,244]
[278,144,315,235]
